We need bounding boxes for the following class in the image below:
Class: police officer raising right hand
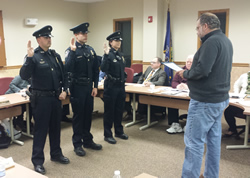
[20,25,70,175]
[101,31,129,144]
[65,22,102,157]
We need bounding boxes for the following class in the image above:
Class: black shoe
[136,113,146,120]
[84,142,102,150]
[223,131,238,138]
[74,147,86,156]
[34,165,46,175]
[51,155,70,164]
[115,133,129,140]
[61,116,72,123]
[104,137,117,144]
[123,113,133,121]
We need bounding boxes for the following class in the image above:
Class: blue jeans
[182,99,229,178]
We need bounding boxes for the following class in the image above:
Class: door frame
[197,9,229,49]
[0,10,7,67]
[113,17,133,64]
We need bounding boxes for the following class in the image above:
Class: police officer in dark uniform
[101,31,129,144]
[20,25,70,175]
[65,22,102,157]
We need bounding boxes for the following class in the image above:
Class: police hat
[70,22,89,34]
[32,25,53,38]
[106,31,122,41]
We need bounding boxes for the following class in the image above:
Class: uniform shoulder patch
[65,50,70,58]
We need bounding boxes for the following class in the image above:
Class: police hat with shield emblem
[106,31,123,41]
[32,25,53,38]
[70,22,89,34]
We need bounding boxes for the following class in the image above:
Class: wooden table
[0,156,48,178]
[0,93,70,146]
[0,93,32,145]
[124,85,190,130]
[226,100,250,149]
[122,85,250,149]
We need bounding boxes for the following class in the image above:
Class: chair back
[131,64,143,74]
[0,77,14,95]
[125,67,134,83]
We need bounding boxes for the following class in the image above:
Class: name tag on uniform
[113,59,117,62]
[40,59,45,64]
[77,56,82,58]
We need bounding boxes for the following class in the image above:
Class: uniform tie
[144,70,155,82]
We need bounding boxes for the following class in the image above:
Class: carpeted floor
[1,97,250,178]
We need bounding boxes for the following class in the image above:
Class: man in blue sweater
[177,13,233,178]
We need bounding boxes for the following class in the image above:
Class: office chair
[125,67,134,83]
[0,77,14,95]
[131,64,143,74]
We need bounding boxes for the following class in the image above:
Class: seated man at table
[123,57,167,120]
[137,57,167,117]
[5,75,33,132]
[223,71,250,137]
[166,54,193,134]
[124,57,167,120]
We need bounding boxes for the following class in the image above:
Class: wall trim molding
[0,65,22,70]
[0,62,249,71]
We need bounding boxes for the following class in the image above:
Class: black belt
[107,74,124,83]
[73,77,91,85]
[32,89,60,97]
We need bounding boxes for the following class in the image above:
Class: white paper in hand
[162,62,183,71]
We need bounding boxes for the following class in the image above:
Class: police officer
[101,31,129,144]
[65,22,102,157]
[20,25,70,175]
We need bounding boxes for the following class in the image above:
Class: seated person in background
[137,57,167,116]
[99,70,106,82]
[166,54,193,134]
[5,75,32,131]
[223,71,250,137]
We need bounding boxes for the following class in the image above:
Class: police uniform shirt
[101,48,126,81]
[20,46,65,91]
[65,41,99,88]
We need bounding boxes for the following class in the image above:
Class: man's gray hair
[199,12,220,30]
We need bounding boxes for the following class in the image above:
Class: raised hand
[70,37,76,51]
[103,42,110,54]
[27,40,34,57]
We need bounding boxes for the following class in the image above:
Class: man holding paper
[177,13,233,178]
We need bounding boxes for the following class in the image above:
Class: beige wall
[0,0,250,67]
[0,0,87,66]
[87,0,144,60]
[171,0,250,63]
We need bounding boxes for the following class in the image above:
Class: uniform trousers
[32,96,62,166]
[71,84,94,148]
[103,81,125,137]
